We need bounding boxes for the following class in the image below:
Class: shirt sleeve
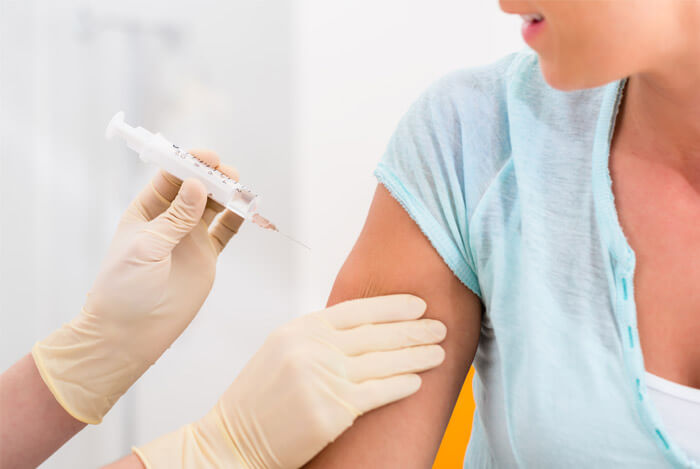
[375,72,488,300]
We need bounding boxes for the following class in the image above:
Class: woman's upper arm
[305,184,483,468]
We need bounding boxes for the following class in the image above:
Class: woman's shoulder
[383,49,543,187]
[418,48,535,112]
[397,48,545,153]
[422,47,606,127]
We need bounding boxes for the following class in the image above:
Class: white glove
[32,150,242,424]
[134,294,447,469]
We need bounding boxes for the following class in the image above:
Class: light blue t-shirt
[375,48,696,468]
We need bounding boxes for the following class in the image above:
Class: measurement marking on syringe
[172,149,245,189]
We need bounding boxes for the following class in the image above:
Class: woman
[0,150,448,468]
[295,1,700,467]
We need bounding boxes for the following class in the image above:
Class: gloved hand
[32,150,243,424]
[134,294,446,469]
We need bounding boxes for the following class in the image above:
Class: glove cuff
[31,342,102,424]
[31,310,145,424]
[134,409,251,469]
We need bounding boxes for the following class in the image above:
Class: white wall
[1,1,523,467]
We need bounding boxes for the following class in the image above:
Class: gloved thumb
[144,179,207,258]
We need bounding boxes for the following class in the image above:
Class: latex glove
[134,294,447,469]
[32,150,243,424]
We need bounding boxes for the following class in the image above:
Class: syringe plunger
[105,112,152,155]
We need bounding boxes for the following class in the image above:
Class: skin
[305,186,483,467]
[304,1,700,466]
[0,355,87,468]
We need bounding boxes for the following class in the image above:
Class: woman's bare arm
[305,185,483,468]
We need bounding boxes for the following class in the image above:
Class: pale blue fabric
[374,48,696,468]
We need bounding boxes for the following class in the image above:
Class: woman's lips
[521,17,546,45]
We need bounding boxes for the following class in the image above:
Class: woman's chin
[540,61,609,91]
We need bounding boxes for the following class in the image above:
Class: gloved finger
[346,344,444,382]
[202,162,240,226]
[202,198,225,226]
[335,319,446,356]
[347,374,422,415]
[142,179,208,258]
[204,168,243,253]
[319,294,427,330]
[218,163,240,182]
[135,150,221,221]
[208,210,244,254]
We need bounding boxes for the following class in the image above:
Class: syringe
[106,111,309,249]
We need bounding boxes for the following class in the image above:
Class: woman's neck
[619,56,700,186]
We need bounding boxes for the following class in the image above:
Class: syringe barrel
[107,112,258,219]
